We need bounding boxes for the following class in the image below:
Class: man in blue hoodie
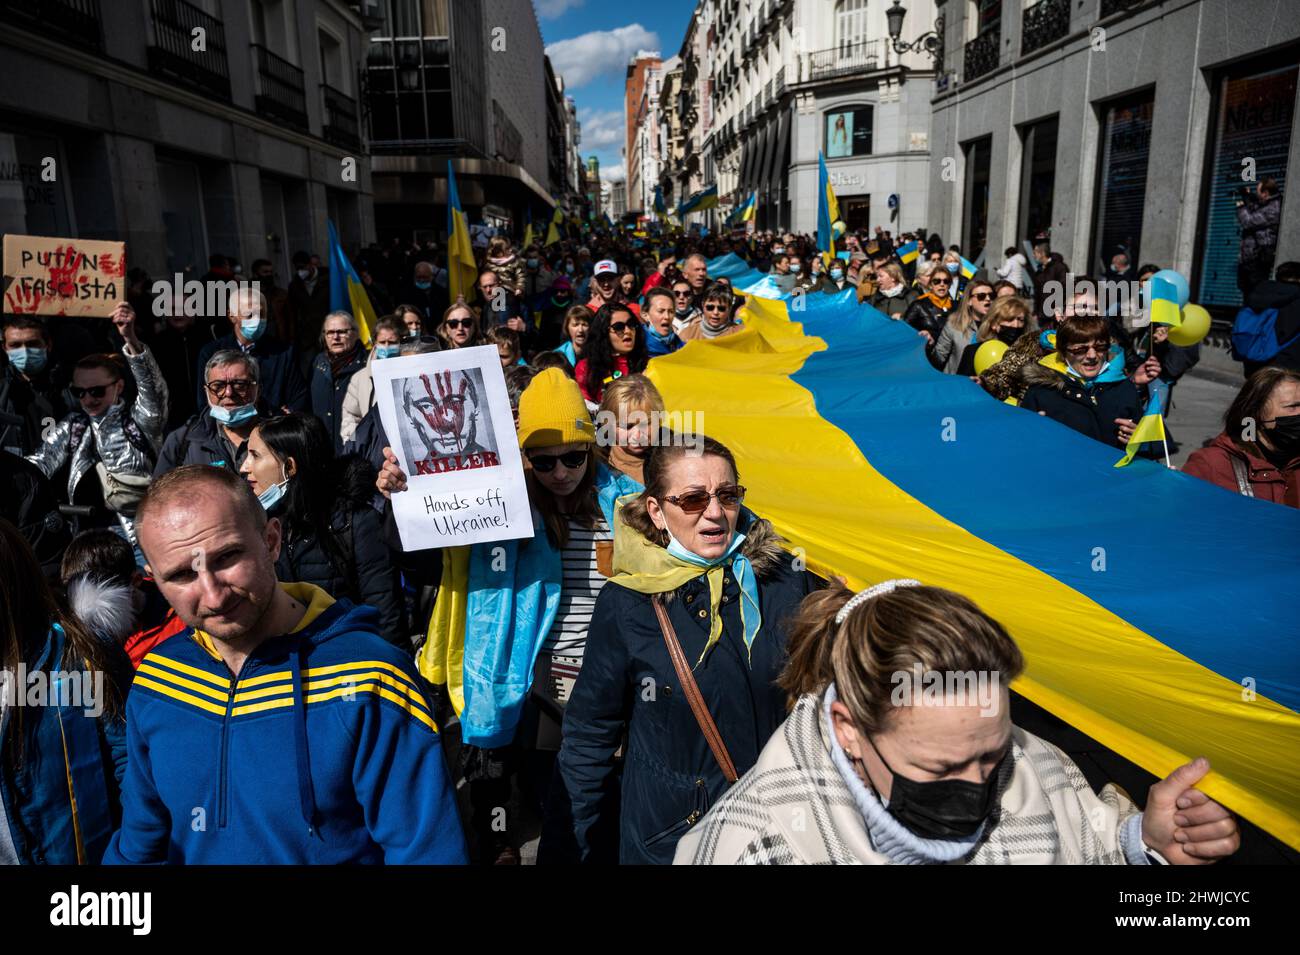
[103,464,467,864]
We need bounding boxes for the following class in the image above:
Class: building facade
[626,54,662,217]
[0,0,374,281]
[363,0,553,240]
[927,0,1300,311]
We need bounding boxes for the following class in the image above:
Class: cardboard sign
[3,234,126,317]
[373,345,532,551]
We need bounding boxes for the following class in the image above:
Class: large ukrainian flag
[327,220,375,346]
[642,254,1300,850]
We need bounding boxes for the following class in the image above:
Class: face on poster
[372,345,532,551]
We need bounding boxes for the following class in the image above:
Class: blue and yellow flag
[677,185,719,218]
[1114,388,1167,468]
[326,220,375,347]
[652,253,1300,851]
[522,208,534,251]
[959,255,978,280]
[897,240,920,265]
[446,162,477,305]
[817,152,840,257]
[1147,275,1183,327]
[544,206,563,246]
[739,191,757,223]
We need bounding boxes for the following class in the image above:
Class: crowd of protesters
[5,207,1297,867]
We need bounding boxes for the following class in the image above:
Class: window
[318,28,345,90]
[962,136,992,255]
[976,0,1001,34]
[825,106,873,157]
[1092,92,1154,274]
[0,130,76,237]
[835,0,867,55]
[1017,116,1058,244]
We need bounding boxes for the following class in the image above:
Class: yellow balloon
[974,339,1008,375]
[1168,304,1211,346]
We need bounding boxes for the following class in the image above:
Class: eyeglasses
[445,318,473,330]
[673,290,693,298]
[930,278,951,286]
[528,450,588,473]
[324,329,353,338]
[702,303,728,313]
[1064,342,1109,358]
[971,292,992,301]
[70,383,119,400]
[609,320,636,335]
[205,378,256,398]
[663,484,746,513]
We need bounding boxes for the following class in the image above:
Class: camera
[1237,185,1257,202]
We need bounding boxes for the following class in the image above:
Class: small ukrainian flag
[897,241,919,265]
[1115,389,1167,468]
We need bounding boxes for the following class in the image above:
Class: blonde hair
[877,262,905,288]
[595,374,666,463]
[976,295,1033,343]
[949,279,995,335]
[779,580,1025,728]
[436,303,480,349]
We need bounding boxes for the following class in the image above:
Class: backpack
[1231,306,1300,363]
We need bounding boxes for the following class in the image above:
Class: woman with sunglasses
[27,303,168,546]
[574,303,648,405]
[670,280,699,332]
[932,278,996,374]
[554,303,591,368]
[956,295,1033,377]
[436,303,482,350]
[1019,315,1154,449]
[904,268,957,369]
[551,434,817,864]
[376,368,640,863]
[678,283,743,343]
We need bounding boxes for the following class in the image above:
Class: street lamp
[886,1,944,68]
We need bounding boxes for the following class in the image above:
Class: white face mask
[297,269,312,281]
[881,284,905,298]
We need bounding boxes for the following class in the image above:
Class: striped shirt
[541,516,612,660]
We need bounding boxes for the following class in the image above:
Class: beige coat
[674,691,1145,865]
[339,355,376,443]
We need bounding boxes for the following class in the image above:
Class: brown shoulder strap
[652,596,739,785]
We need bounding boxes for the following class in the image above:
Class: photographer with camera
[1237,177,1282,299]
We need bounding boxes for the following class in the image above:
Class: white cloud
[545,23,659,88]
[537,0,586,16]
[600,161,626,182]
[578,108,624,151]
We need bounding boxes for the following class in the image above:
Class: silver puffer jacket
[27,343,169,538]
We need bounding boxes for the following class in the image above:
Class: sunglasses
[930,278,951,286]
[971,292,992,301]
[609,320,636,335]
[71,382,119,400]
[205,378,255,398]
[1065,342,1109,357]
[528,450,588,473]
[702,303,727,312]
[445,318,473,329]
[663,484,746,513]
[673,291,693,298]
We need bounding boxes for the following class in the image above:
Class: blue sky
[536,0,698,183]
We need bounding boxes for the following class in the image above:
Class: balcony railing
[252,43,307,129]
[775,65,786,94]
[322,83,361,151]
[963,28,1000,83]
[805,39,882,83]
[1022,0,1070,55]
[148,0,230,100]
[1100,0,1143,16]
[0,0,102,52]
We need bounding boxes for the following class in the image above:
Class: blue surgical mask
[830,270,844,282]
[945,262,960,274]
[527,258,539,269]
[209,402,259,426]
[6,346,47,374]
[414,280,432,290]
[791,263,802,274]
[257,465,289,511]
[240,316,267,341]
[374,343,400,360]
[565,263,575,274]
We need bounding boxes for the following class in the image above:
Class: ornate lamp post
[885,1,944,67]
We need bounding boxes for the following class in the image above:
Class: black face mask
[870,737,1004,839]
[995,325,1023,346]
[1264,413,1300,456]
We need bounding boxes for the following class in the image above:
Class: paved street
[1166,344,1244,468]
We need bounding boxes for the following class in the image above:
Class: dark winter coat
[1019,359,1144,449]
[864,287,916,319]
[272,457,406,648]
[1242,280,1300,375]
[285,270,332,357]
[310,345,368,452]
[0,360,74,456]
[1032,252,1070,321]
[151,322,216,430]
[1237,193,1281,267]
[555,518,817,865]
[195,334,309,416]
[154,405,263,477]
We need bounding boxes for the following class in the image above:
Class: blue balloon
[1151,269,1190,307]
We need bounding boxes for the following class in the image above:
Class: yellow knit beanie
[516,367,595,449]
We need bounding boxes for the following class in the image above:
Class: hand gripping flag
[1114,388,1167,468]
[327,220,375,347]
[446,162,477,305]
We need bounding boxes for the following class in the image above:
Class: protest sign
[373,345,532,551]
[3,234,126,316]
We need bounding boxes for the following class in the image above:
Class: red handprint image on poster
[394,366,501,475]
